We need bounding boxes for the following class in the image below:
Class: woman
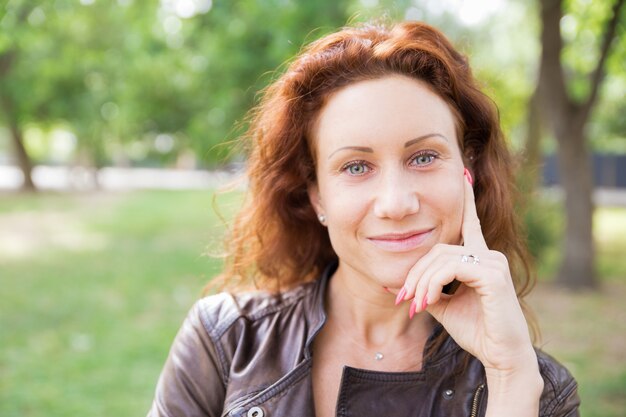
[148,21,579,416]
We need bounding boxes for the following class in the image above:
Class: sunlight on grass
[595,208,626,280]
[0,190,242,417]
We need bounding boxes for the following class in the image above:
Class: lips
[366,228,434,252]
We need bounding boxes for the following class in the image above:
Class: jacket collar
[302,262,335,358]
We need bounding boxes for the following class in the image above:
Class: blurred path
[0,165,242,191]
[540,186,626,207]
[1,165,626,206]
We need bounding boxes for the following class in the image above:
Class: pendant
[374,352,384,361]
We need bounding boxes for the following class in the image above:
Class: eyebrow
[327,133,449,160]
[328,146,373,159]
[404,133,449,147]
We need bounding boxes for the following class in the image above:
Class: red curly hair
[212,21,535,338]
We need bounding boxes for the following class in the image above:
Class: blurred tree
[0,1,41,191]
[0,0,359,189]
[0,0,136,189]
[2,0,622,202]
[176,0,355,165]
[537,0,625,288]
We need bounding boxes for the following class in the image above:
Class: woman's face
[309,75,466,290]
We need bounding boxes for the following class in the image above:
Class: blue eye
[343,161,370,176]
[411,152,437,166]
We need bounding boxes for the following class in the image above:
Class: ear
[307,182,324,215]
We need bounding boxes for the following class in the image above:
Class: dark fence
[543,154,626,188]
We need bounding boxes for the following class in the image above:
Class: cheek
[326,191,367,228]
[430,176,465,227]
[325,204,363,257]
[321,184,369,238]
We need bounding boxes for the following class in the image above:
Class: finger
[461,169,488,250]
[411,260,457,316]
[425,263,483,307]
[406,246,489,309]
[425,286,472,329]
[410,252,471,316]
[400,243,455,303]
[411,251,506,315]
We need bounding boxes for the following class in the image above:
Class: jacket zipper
[470,383,485,417]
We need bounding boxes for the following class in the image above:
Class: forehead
[311,75,459,153]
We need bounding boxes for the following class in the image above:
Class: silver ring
[461,254,479,264]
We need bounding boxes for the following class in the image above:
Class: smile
[366,229,434,252]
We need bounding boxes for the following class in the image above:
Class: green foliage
[522,196,563,279]
[561,0,626,152]
[175,0,355,165]
[464,0,540,150]
[1,0,624,167]
[561,0,616,101]
[0,0,356,167]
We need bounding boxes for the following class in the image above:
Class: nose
[372,169,420,220]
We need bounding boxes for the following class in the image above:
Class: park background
[1,0,625,415]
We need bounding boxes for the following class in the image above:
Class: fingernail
[409,299,417,319]
[395,286,407,305]
[421,295,428,311]
[464,168,474,186]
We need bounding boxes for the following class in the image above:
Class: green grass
[528,278,626,417]
[0,190,241,417]
[0,190,624,416]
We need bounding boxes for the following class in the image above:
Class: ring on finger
[461,254,480,265]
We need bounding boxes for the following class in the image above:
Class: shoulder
[194,279,318,339]
[535,349,581,417]
[193,280,321,398]
[148,279,322,416]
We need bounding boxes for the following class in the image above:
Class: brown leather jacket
[148,267,580,417]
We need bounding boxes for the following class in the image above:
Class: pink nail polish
[464,168,474,186]
[395,286,407,305]
[421,295,428,311]
[409,299,417,319]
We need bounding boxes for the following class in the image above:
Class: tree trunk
[538,0,596,288]
[554,123,595,288]
[8,118,36,191]
[0,49,37,192]
[520,88,543,199]
[537,0,624,289]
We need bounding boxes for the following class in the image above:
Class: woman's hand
[399,170,541,384]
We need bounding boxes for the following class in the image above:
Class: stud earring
[318,214,326,225]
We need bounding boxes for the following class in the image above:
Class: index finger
[461,169,488,249]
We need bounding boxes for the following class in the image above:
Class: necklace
[317,317,426,372]
[327,317,427,368]
[329,317,390,362]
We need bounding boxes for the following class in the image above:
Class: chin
[370,255,422,289]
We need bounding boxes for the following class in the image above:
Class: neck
[325,263,435,352]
